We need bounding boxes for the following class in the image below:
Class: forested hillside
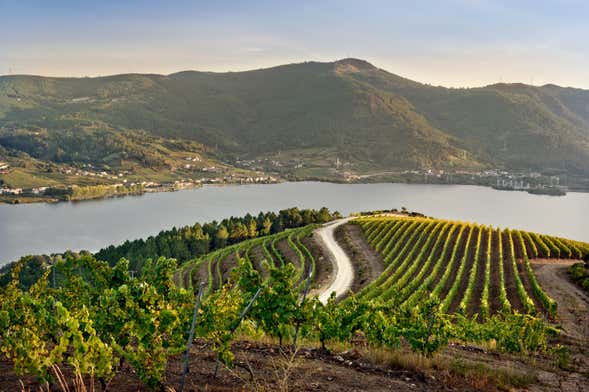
[2,58,589,180]
[95,207,338,271]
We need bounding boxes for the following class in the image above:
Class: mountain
[1,58,589,183]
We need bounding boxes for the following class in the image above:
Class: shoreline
[2,177,588,205]
[0,180,282,205]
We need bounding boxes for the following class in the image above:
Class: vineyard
[176,224,326,296]
[1,212,589,390]
[355,215,589,318]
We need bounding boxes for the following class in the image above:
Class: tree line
[0,207,338,289]
[95,207,339,271]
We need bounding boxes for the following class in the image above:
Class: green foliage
[0,264,113,382]
[504,229,535,314]
[314,293,359,349]
[0,256,193,389]
[4,209,586,390]
[0,221,567,389]
[355,216,576,318]
[452,313,557,354]
[3,58,589,182]
[250,263,299,345]
[515,231,558,317]
[399,297,452,357]
[197,283,245,366]
[569,263,589,294]
[94,207,338,271]
[480,227,493,319]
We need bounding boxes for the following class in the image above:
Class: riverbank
[0,183,161,204]
[0,178,280,204]
[3,175,589,205]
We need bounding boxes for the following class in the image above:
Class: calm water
[1,182,588,264]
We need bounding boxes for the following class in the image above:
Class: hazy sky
[1,0,588,88]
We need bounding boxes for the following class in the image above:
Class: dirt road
[533,260,589,340]
[316,218,355,303]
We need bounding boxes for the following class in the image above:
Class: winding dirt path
[316,218,355,303]
[532,260,589,340]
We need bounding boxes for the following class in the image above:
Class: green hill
[2,58,589,182]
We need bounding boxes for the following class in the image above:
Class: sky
[1,0,588,88]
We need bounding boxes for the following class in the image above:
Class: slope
[1,58,589,176]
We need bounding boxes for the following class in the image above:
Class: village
[0,159,279,203]
[0,154,577,202]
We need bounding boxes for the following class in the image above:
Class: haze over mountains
[1,58,589,176]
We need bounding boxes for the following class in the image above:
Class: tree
[271,217,284,234]
[215,225,229,248]
[302,209,314,225]
[261,217,273,236]
[230,222,248,242]
[247,219,258,238]
[317,207,332,223]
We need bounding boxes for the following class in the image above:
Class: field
[354,215,589,318]
[175,214,588,322]
[176,224,328,296]
[2,211,589,391]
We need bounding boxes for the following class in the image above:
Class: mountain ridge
[4,58,588,91]
[1,58,589,187]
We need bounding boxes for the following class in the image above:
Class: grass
[365,346,537,391]
[444,358,537,390]
[1,168,62,188]
[232,333,540,392]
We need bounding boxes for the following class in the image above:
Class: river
[1,182,587,264]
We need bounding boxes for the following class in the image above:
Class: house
[0,187,22,195]
[31,187,48,194]
[0,162,9,172]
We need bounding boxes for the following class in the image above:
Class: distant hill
[1,58,589,178]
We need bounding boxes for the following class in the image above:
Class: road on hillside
[533,260,589,340]
[316,217,355,304]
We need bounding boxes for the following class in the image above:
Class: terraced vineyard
[355,216,589,318]
[176,224,324,294]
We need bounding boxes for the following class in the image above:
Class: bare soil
[426,227,460,293]
[334,223,384,293]
[276,238,301,273]
[439,226,470,300]
[501,232,524,312]
[2,339,494,392]
[448,227,480,313]
[7,336,589,392]
[220,252,239,285]
[532,260,589,340]
[192,259,211,289]
[249,244,269,279]
[467,228,488,317]
[302,234,331,293]
[489,230,502,315]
